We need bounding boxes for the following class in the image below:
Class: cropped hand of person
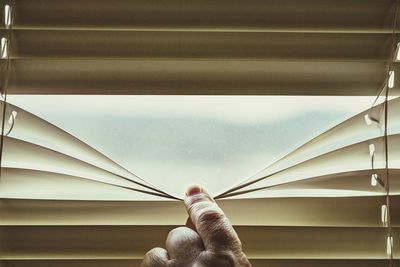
[141,186,251,267]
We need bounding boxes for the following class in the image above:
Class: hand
[141,186,251,267]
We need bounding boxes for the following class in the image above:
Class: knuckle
[197,251,236,267]
[197,207,224,226]
[188,200,225,226]
[142,247,168,267]
[167,226,185,238]
[185,192,215,210]
[167,226,200,247]
[145,247,163,257]
[197,251,252,267]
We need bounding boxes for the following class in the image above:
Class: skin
[141,186,252,267]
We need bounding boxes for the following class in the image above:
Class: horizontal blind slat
[0,225,397,259]
[0,30,393,61]
[0,0,393,32]
[0,259,396,267]
[3,60,390,95]
[1,196,398,227]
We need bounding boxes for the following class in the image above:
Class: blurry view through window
[7,95,376,196]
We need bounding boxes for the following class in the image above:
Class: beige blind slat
[222,98,398,195]
[3,30,393,61]
[2,0,394,32]
[1,259,397,267]
[1,137,163,197]
[0,168,164,201]
[1,196,398,227]
[270,169,400,193]
[0,1,396,95]
[0,259,396,267]
[229,134,399,195]
[0,225,396,259]
[1,101,147,184]
[5,60,389,95]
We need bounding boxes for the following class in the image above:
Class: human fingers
[184,186,242,253]
[165,226,204,264]
[140,247,169,267]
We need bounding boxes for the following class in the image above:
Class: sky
[7,95,376,196]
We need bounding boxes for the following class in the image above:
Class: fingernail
[186,185,202,196]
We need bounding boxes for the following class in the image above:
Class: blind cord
[382,0,399,265]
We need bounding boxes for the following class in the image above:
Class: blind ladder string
[0,0,14,179]
[380,0,399,264]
